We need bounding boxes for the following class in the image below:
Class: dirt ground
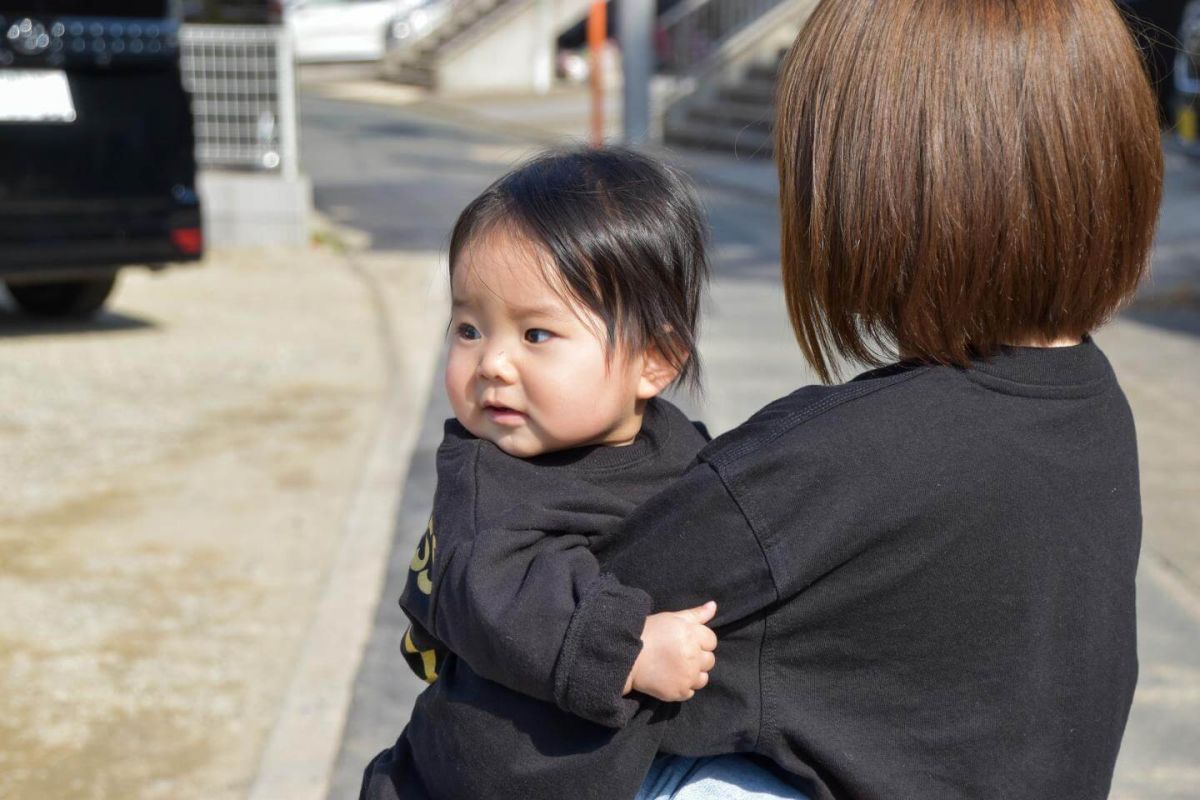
[0,241,442,800]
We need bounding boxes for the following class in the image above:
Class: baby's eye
[525,329,553,344]
[456,323,481,341]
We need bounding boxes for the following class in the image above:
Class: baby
[360,147,717,800]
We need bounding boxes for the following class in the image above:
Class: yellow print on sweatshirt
[410,517,436,596]
[403,626,440,683]
[403,517,442,683]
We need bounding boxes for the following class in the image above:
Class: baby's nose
[478,348,516,382]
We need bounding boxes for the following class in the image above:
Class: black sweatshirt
[589,338,1141,800]
[365,339,1140,800]
[360,398,707,800]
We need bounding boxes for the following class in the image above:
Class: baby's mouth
[483,403,527,425]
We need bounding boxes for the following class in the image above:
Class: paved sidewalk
[310,78,1200,800]
[0,231,444,799]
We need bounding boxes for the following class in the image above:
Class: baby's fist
[624,601,718,702]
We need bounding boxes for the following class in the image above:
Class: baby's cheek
[443,366,469,413]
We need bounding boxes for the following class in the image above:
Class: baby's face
[445,230,653,458]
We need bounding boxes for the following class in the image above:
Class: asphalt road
[297,92,1200,800]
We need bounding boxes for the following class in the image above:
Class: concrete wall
[437,0,593,94]
[198,171,313,248]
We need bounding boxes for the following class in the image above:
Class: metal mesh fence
[179,24,298,177]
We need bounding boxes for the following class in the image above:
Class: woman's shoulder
[698,363,936,472]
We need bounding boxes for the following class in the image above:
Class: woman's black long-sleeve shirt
[594,338,1141,799]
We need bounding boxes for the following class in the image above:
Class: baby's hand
[623,601,718,702]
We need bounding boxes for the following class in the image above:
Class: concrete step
[664,117,774,158]
[744,61,780,84]
[659,11,792,158]
[719,78,775,106]
[382,41,439,71]
[423,0,505,52]
[688,100,774,131]
[668,60,779,156]
[381,59,435,88]
[440,18,473,41]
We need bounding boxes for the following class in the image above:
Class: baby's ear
[636,346,682,400]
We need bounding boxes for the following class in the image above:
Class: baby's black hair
[448,146,710,391]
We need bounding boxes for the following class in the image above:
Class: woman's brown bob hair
[775,0,1164,382]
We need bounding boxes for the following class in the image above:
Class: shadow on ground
[0,298,153,338]
[1124,305,1200,340]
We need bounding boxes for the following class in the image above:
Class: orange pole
[588,0,606,147]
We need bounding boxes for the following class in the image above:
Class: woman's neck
[1005,336,1084,348]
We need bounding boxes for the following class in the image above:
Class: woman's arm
[596,460,778,623]
[527,460,778,732]
[584,460,781,752]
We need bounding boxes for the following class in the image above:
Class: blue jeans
[635,755,810,800]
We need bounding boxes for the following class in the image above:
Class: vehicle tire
[5,275,118,318]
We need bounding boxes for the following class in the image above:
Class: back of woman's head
[775,0,1164,381]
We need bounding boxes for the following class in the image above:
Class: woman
[591,0,1164,797]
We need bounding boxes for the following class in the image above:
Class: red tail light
[171,227,203,255]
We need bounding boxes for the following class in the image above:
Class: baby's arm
[400,435,716,727]
[410,518,650,726]
[432,528,718,719]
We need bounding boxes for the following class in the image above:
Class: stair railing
[393,0,516,64]
[657,0,788,74]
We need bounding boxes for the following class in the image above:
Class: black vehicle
[0,1,202,317]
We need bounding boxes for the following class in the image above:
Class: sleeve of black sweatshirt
[428,523,652,728]
[400,432,652,728]
[590,460,779,632]
[534,459,779,744]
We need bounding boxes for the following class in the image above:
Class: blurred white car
[285,0,423,62]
